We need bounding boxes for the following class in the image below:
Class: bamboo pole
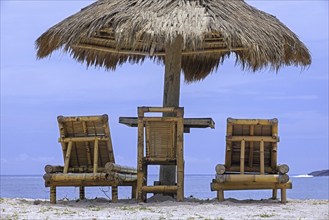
[260,141,265,175]
[137,110,145,202]
[215,164,226,175]
[277,164,290,174]
[226,118,277,126]
[82,121,93,167]
[103,116,115,164]
[271,120,278,170]
[141,185,178,193]
[44,173,107,181]
[227,136,278,142]
[272,189,277,199]
[249,125,254,168]
[63,141,73,174]
[79,186,85,200]
[210,181,292,191]
[215,174,289,183]
[217,190,224,202]
[60,137,109,143]
[112,186,118,202]
[104,163,137,174]
[131,183,137,199]
[93,139,99,174]
[44,165,63,173]
[281,188,287,204]
[176,113,184,202]
[57,115,107,122]
[240,140,245,174]
[225,120,233,168]
[160,36,183,187]
[225,165,275,173]
[107,172,137,182]
[44,165,106,174]
[50,186,56,204]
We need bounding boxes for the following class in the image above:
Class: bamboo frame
[214,117,290,203]
[136,107,184,202]
[45,114,137,204]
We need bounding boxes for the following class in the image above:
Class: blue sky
[1,1,328,175]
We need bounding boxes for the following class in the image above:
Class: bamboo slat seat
[210,118,292,203]
[136,107,184,202]
[44,114,137,203]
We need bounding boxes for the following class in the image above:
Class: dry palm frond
[36,0,311,82]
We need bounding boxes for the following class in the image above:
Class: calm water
[0,175,328,200]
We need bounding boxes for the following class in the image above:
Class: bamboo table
[119,117,215,132]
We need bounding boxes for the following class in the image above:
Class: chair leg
[50,186,56,204]
[281,188,287,204]
[217,190,224,202]
[79,186,85,200]
[112,186,118,202]
[131,183,137,199]
[272,189,277,199]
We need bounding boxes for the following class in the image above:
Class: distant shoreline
[308,169,329,177]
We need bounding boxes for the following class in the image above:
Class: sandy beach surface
[1,196,328,220]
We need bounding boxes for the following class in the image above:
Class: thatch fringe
[36,0,311,82]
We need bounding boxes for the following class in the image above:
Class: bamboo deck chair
[211,118,292,203]
[136,107,184,202]
[43,115,137,203]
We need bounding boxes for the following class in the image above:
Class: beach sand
[1,196,328,220]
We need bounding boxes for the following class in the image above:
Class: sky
[1,0,328,175]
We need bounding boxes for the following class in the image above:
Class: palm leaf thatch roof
[36,0,311,82]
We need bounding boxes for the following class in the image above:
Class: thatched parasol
[35,0,311,186]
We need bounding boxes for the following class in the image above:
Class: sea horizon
[1,174,328,201]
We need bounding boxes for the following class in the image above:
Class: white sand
[1,197,328,220]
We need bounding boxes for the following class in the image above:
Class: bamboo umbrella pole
[160,36,183,186]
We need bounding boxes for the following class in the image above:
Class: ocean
[0,175,328,201]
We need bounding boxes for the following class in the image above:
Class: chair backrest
[137,107,184,161]
[57,114,115,172]
[225,118,279,174]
